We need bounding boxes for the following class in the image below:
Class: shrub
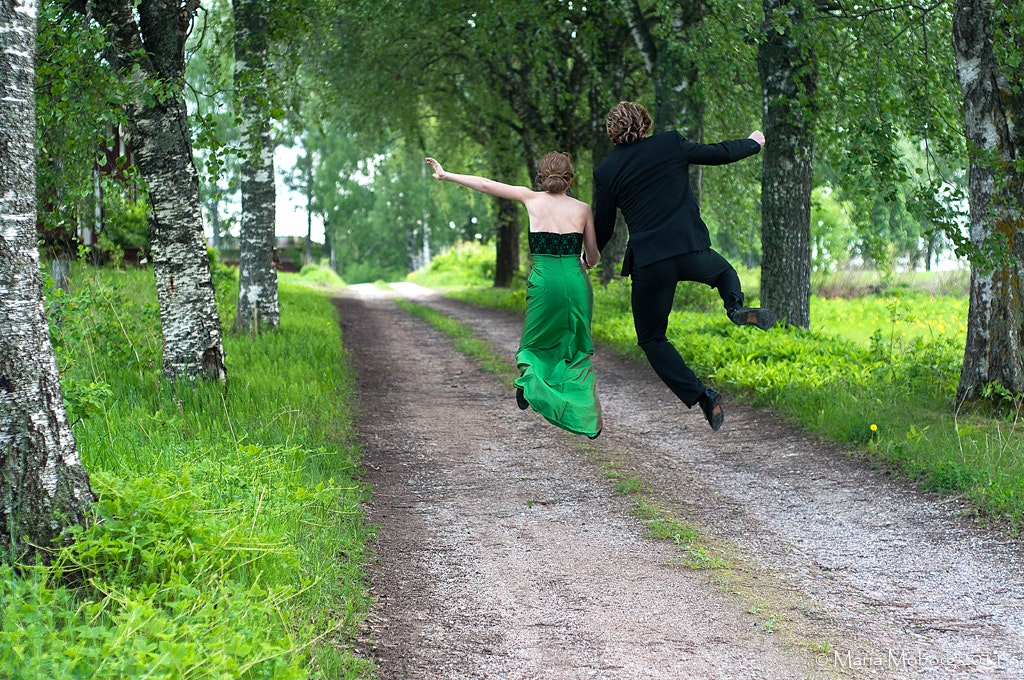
[409,240,496,287]
[297,261,346,287]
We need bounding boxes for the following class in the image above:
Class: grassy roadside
[1,265,373,679]
[409,257,1023,533]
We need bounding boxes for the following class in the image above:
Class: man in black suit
[593,100,775,431]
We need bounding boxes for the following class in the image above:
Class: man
[593,100,774,431]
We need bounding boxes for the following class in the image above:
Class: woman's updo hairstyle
[606,100,652,145]
[537,151,575,194]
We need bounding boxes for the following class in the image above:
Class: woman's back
[524,191,591,235]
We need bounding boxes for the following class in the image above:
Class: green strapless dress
[513,231,603,438]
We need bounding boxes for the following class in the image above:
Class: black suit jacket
[593,130,761,275]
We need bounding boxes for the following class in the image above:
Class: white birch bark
[233,0,280,334]
[89,0,226,381]
[1,0,94,563]
[953,0,1024,401]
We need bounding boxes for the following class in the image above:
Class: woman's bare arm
[581,209,600,269]
[426,157,533,202]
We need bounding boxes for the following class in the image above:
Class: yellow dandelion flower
[870,423,878,432]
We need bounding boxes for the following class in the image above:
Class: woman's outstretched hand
[425,157,446,180]
[749,130,765,146]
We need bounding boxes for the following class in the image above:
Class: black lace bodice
[529,231,583,256]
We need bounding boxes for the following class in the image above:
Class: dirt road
[336,282,1024,679]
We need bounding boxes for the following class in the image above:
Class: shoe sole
[736,309,776,331]
[701,393,724,431]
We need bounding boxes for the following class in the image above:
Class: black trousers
[630,249,744,407]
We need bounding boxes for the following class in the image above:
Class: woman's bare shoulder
[571,196,593,215]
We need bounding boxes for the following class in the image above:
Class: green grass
[811,289,968,346]
[413,255,1024,531]
[596,460,727,570]
[406,240,496,289]
[2,266,373,679]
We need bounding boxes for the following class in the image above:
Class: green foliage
[593,276,632,317]
[408,240,496,288]
[809,186,857,272]
[100,189,150,251]
[813,289,967,346]
[7,267,374,678]
[1,467,310,679]
[207,248,238,311]
[295,263,346,287]
[308,135,490,284]
[35,0,135,255]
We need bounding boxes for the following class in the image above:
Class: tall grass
[412,253,1023,531]
[1,265,373,679]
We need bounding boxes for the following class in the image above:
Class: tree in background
[245,0,971,307]
[1,0,95,565]
[88,0,226,381]
[232,0,279,333]
[757,0,817,329]
[316,0,636,287]
[952,0,1024,402]
[817,4,962,279]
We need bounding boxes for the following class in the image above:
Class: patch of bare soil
[336,283,1024,679]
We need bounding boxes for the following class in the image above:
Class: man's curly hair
[606,101,652,145]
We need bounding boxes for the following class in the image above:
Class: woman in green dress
[425,152,603,438]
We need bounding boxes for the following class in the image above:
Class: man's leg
[681,249,775,330]
[631,256,706,407]
[677,249,744,310]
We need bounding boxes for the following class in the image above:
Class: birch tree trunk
[1,0,95,564]
[89,0,226,381]
[952,0,1024,402]
[233,0,279,334]
[757,0,816,329]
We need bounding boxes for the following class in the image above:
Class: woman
[425,152,603,438]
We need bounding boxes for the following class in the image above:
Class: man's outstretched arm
[680,131,765,166]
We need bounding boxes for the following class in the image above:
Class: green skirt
[513,254,603,438]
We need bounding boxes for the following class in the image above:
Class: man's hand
[749,131,765,146]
